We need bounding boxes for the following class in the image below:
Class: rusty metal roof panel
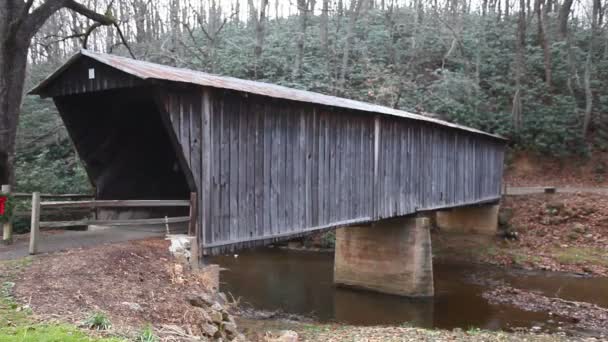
[30,49,505,140]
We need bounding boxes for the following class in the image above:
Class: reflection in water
[212,248,608,331]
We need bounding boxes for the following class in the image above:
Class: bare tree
[248,0,269,79]
[556,0,574,40]
[293,0,312,78]
[535,0,552,91]
[0,0,131,185]
[583,0,601,136]
[338,0,369,94]
[320,0,329,52]
[512,0,527,132]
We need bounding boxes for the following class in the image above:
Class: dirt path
[0,225,169,260]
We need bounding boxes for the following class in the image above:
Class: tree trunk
[583,0,600,137]
[0,0,123,185]
[556,0,574,40]
[512,0,527,132]
[320,0,329,51]
[293,0,309,79]
[536,0,552,91]
[338,0,368,94]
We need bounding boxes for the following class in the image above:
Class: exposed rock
[571,223,587,234]
[201,322,219,337]
[210,309,224,324]
[222,321,238,336]
[121,301,142,311]
[188,293,217,308]
[211,302,224,312]
[264,330,299,342]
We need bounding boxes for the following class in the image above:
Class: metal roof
[30,49,505,140]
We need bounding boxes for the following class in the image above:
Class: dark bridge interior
[53,87,191,219]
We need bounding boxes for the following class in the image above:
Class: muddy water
[212,249,608,331]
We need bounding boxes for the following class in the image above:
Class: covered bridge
[30,50,506,262]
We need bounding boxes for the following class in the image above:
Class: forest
[2,0,608,193]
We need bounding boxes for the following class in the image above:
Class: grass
[84,313,112,331]
[0,258,123,342]
[136,325,157,342]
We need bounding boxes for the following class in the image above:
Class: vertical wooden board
[317,112,326,225]
[190,94,202,191]
[392,120,401,216]
[246,99,256,238]
[336,115,344,220]
[219,95,230,244]
[211,96,222,244]
[263,102,273,237]
[278,106,287,232]
[200,89,212,247]
[299,109,307,229]
[254,101,265,240]
[228,96,239,242]
[285,109,294,231]
[304,108,312,227]
[237,96,247,239]
[330,112,338,222]
[270,104,281,234]
[180,95,191,164]
[311,109,319,226]
[169,94,180,144]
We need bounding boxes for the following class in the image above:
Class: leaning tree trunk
[0,0,126,186]
[0,2,29,186]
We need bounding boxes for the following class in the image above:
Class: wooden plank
[13,193,93,199]
[29,192,40,255]
[263,102,272,238]
[254,101,265,240]
[188,192,198,236]
[40,199,190,208]
[2,185,12,244]
[229,97,239,242]
[219,94,230,244]
[200,88,212,247]
[40,216,191,228]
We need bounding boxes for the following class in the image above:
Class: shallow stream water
[212,248,608,332]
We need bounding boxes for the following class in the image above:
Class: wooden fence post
[1,185,12,244]
[188,192,197,236]
[29,192,41,255]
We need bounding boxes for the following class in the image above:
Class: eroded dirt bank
[433,193,608,276]
[10,239,244,341]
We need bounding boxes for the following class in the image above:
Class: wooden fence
[1,185,197,255]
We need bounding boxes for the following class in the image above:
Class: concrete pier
[334,217,434,297]
[435,203,500,235]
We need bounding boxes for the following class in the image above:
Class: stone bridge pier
[334,203,499,297]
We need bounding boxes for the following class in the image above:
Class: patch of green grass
[552,247,608,266]
[0,259,123,342]
[136,325,158,342]
[0,324,122,342]
[84,313,112,331]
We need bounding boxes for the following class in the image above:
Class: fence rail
[13,193,93,199]
[26,191,197,255]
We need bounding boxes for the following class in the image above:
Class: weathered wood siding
[159,87,505,255]
[40,56,144,98]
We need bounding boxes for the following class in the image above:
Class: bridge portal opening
[54,87,191,220]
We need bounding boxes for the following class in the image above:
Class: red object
[0,196,6,215]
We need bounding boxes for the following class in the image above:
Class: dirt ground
[434,193,608,275]
[505,151,608,187]
[12,239,217,339]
